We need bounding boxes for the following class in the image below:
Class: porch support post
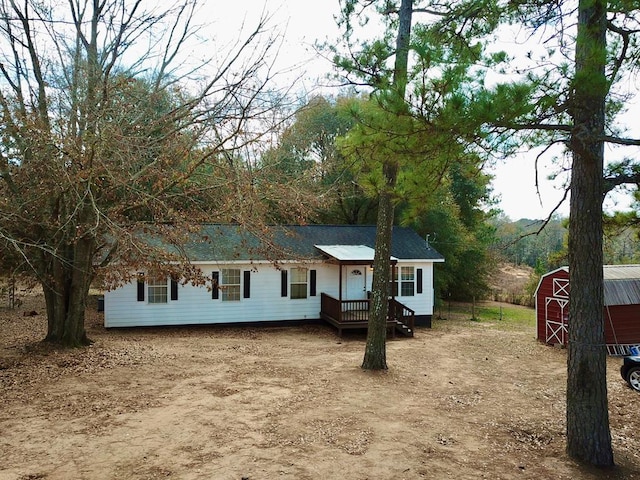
[391,260,398,300]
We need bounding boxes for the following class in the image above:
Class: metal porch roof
[314,245,398,263]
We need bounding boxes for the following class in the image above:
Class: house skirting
[414,315,432,328]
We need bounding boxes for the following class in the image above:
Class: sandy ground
[1,293,639,480]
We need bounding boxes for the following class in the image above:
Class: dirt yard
[1,293,639,480]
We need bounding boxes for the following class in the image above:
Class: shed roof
[538,264,640,306]
[153,224,444,263]
[604,265,640,306]
[604,264,640,280]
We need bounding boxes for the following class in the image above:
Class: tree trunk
[42,236,95,347]
[362,163,397,370]
[361,0,413,371]
[566,0,613,466]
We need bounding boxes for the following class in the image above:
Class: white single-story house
[104,224,444,335]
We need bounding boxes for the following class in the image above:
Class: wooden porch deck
[320,293,415,337]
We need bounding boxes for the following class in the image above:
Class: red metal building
[535,265,640,355]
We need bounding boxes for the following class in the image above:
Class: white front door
[346,267,367,300]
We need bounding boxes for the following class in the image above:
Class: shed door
[545,297,568,345]
[346,267,367,300]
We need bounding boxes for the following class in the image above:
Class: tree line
[493,215,640,272]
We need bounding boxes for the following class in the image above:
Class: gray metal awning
[314,245,398,264]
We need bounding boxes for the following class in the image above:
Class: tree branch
[602,135,640,146]
[607,20,631,84]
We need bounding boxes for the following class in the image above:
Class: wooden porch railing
[389,298,415,334]
[320,293,414,337]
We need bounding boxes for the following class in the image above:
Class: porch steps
[393,319,413,337]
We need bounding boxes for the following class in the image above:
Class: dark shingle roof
[178,225,444,262]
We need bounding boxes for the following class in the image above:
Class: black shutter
[137,275,145,302]
[310,269,317,297]
[212,271,219,299]
[243,270,251,298]
[281,270,288,297]
[417,268,423,294]
[170,278,178,301]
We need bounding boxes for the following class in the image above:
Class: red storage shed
[535,264,640,355]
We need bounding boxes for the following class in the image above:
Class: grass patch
[435,301,535,330]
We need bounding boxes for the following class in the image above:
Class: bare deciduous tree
[0,0,311,346]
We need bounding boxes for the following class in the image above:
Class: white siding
[104,260,436,328]
[106,262,332,327]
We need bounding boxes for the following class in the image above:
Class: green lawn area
[435,301,536,330]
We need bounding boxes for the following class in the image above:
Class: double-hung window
[400,266,415,296]
[148,277,168,304]
[389,266,415,297]
[221,268,241,301]
[290,267,308,299]
[137,275,178,303]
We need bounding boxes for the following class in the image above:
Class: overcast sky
[212,0,639,221]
